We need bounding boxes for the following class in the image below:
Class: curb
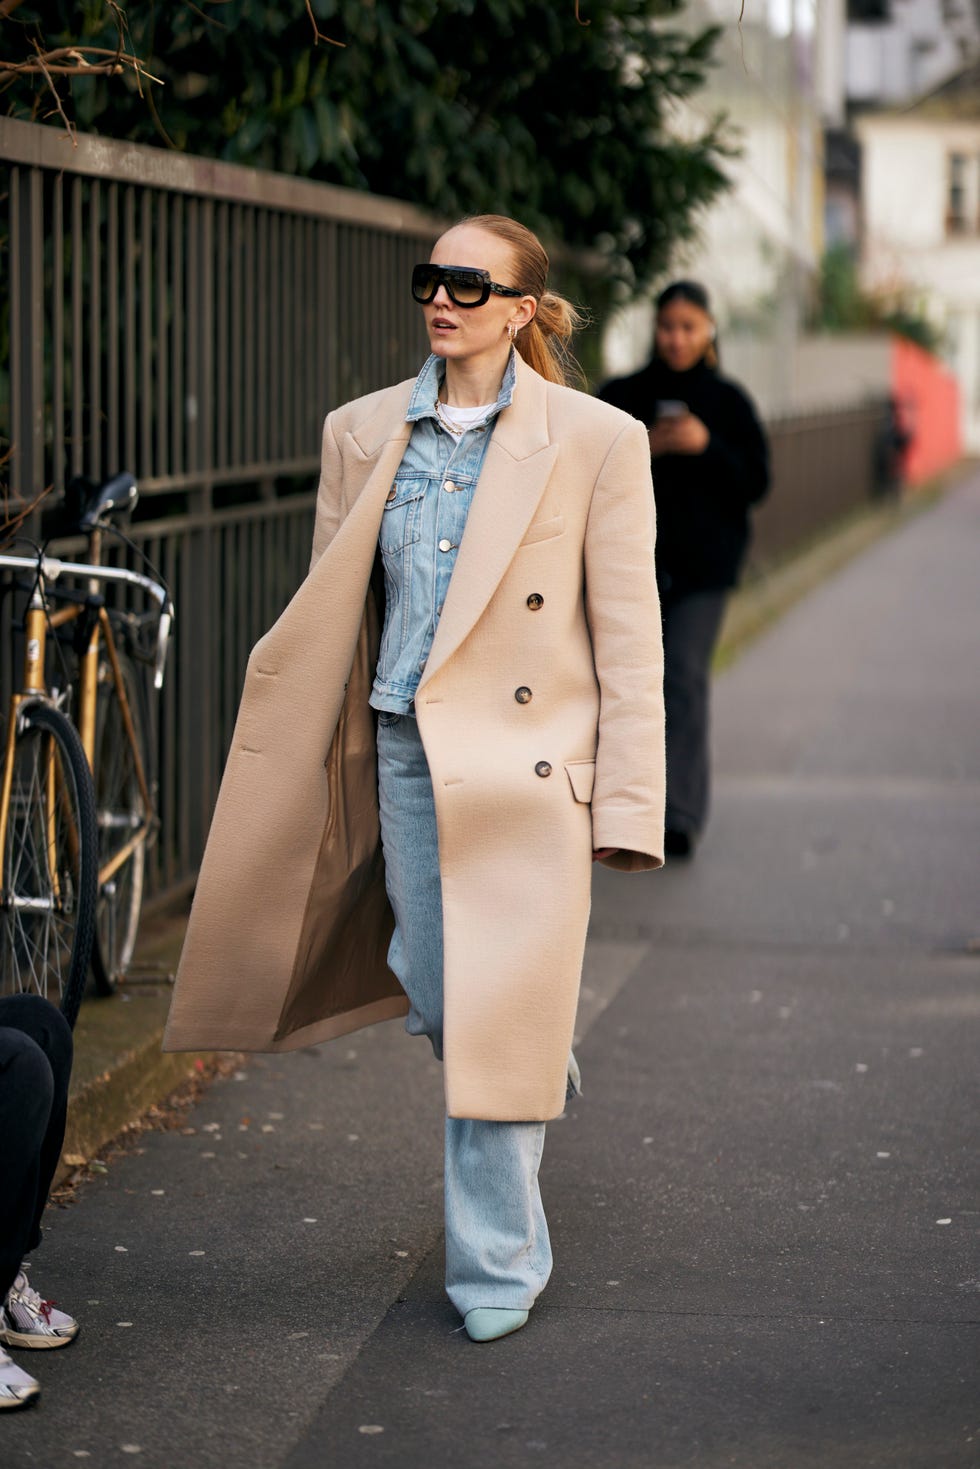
[57,913,201,1187]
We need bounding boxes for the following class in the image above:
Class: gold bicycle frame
[0,595,74,905]
[0,538,169,988]
[45,599,154,887]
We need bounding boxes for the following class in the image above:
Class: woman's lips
[432,318,457,331]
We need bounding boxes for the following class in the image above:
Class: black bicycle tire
[90,650,150,995]
[0,701,99,1029]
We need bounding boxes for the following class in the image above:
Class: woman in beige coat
[164,214,665,1343]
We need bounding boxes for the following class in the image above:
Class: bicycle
[0,473,174,1026]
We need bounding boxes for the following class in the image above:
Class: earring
[507,323,519,341]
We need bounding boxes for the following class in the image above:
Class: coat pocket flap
[564,760,596,803]
[520,514,565,546]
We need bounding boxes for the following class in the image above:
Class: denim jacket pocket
[379,479,426,556]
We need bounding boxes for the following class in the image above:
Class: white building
[605,0,856,418]
[857,61,980,450]
[847,0,980,108]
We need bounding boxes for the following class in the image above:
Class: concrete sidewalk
[280,471,980,1467]
[56,485,944,1182]
[12,472,976,1468]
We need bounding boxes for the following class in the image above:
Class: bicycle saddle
[70,472,139,532]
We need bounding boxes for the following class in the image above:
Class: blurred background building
[604,0,978,466]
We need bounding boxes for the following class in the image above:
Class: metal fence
[1,118,889,908]
[754,403,888,565]
[1,117,438,905]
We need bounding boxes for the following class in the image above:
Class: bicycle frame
[0,553,173,893]
[0,583,76,906]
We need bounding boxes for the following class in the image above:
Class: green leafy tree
[2,0,731,298]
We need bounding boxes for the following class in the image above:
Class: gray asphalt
[6,476,979,1468]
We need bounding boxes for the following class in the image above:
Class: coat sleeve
[584,417,666,872]
[309,412,345,574]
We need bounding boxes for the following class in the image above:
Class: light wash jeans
[376,712,553,1315]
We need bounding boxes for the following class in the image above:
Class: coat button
[438,538,454,552]
[534,760,552,778]
[526,593,544,610]
[515,686,532,704]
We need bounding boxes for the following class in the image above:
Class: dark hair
[654,278,718,368]
[656,279,712,314]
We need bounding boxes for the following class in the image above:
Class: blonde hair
[455,214,583,386]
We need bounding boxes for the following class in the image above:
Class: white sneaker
[0,1345,40,1409]
[0,1267,79,1350]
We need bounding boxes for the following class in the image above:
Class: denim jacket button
[443,480,457,493]
[438,538,453,553]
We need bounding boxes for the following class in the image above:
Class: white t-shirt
[437,402,495,437]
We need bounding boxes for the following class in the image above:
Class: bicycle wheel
[90,650,150,994]
[0,700,98,1028]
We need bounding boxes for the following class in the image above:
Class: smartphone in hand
[656,399,687,420]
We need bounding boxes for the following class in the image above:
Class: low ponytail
[515,288,584,386]
[457,215,584,386]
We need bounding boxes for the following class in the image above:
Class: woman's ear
[515,294,537,329]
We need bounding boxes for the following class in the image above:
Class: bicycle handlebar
[0,553,175,690]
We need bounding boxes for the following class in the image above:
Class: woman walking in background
[165,215,665,1343]
[599,280,770,858]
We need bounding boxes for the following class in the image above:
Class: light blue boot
[463,1308,530,1343]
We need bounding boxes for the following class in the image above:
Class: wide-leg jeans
[376,712,553,1315]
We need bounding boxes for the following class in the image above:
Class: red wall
[891,335,962,486]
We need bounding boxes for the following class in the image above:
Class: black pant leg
[0,995,73,1298]
[661,589,728,837]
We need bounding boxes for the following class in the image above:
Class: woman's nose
[431,283,453,308]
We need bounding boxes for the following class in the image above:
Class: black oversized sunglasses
[411,263,524,308]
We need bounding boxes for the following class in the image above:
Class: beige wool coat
[163,354,665,1121]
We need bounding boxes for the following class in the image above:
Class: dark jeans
[661,588,728,838]
[0,995,73,1301]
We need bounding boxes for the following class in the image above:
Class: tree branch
[305,0,345,48]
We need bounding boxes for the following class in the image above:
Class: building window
[946,153,969,234]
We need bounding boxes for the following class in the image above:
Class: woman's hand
[593,847,619,862]
[648,413,710,458]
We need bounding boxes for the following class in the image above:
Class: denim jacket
[370,351,517,714]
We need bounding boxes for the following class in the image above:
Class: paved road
[7,478,979,1468]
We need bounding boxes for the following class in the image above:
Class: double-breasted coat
[163,355,666,1121]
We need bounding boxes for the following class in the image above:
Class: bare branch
[305,0,346,49]
[0,460,55,553]
[29,38,75,141]
[0,49,163,85]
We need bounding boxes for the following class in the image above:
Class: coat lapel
[304,388,413,606]
[419,359,557,690]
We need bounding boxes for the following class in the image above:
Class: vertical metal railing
[0,117,438,905]
[755,405,888,564]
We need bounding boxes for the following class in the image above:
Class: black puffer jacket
[598,356,770,595]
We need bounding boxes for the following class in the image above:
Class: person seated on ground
[0,993,80,1410]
